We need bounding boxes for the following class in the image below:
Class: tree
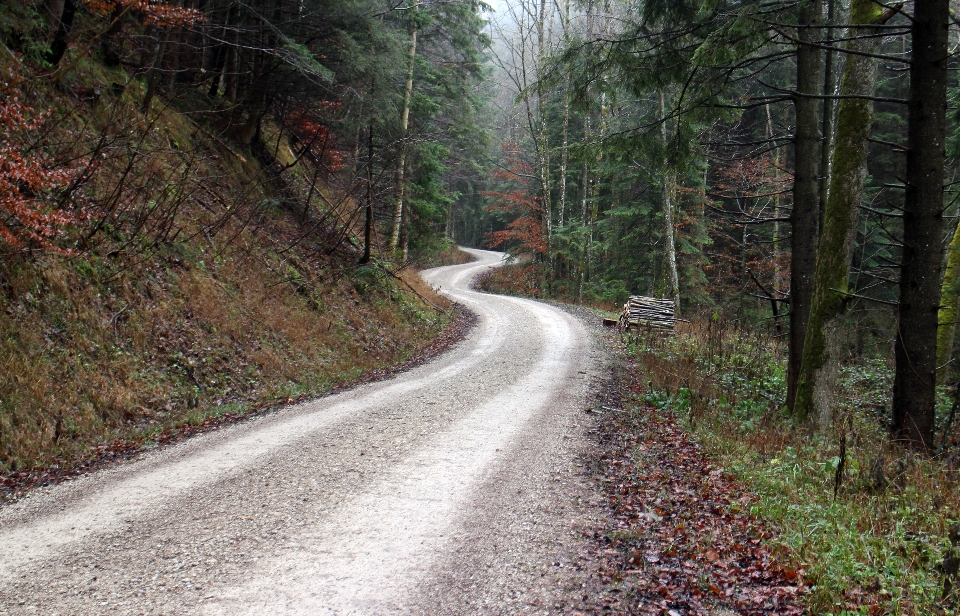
[489,0,557,257]
[937,221,960,384]
[787,0,822,413]
[893,0,949,451]
[482,142,547,255]
[390,0,420,254]
[0,61,81,250]
[660,89,680,312]
[793,0,889,427]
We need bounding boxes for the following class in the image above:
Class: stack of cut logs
[618,295,676,332]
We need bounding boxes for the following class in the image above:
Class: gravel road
[0,248,609,615]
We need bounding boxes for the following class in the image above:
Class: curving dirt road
[0,248,607,615]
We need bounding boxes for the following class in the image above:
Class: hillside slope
[0,51,459,493]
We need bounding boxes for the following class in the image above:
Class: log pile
[618,296,676,332]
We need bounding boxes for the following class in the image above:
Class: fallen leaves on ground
[580,360,804,615]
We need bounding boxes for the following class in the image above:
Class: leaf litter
[577,357,804,615]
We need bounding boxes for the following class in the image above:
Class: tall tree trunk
[223,48,237,103]
[401,162,410,263]
[577,1,594,302]
[390,1,418,252]
[536,0,553,253]
[660,91,680,313]
[788,0,823,412]
[937,220,960,384]
[579,114,590,303]
[893,0,949,451]
[141,28,168,114]
[558,0,571,229]
[819,0,837,220]
[794,0,884,427]
[206,2,235,98]
[166,27,182,91]
[100,5,124,68]
[766,104,783,293]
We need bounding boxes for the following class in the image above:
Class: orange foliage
[712,157,790,201]
[0,71,82,250]
[286,103,345,173]
[82,0,204,27]
[481,142,546,254]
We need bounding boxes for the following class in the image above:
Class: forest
[471,0,960,611]
[0,1,489,480]
[2,0,960,612]
[474,0,952,451]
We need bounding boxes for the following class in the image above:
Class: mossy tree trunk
[936,221,960,384]
[793,0,884,428]
[787,0,823,412]
[893,0,949,451]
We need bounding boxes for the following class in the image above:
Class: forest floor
[576,344,805,615]
[516,306,802,616]
[482,260,960,615]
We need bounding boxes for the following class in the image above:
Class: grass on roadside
[413,242,476,269]
[625,319,960,615]
[0,246,453,482]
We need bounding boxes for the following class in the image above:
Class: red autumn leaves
[0,69,82,251]
[82,0,203,28]
[482,142,548,255]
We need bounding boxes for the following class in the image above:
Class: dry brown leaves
[578,362,804,615]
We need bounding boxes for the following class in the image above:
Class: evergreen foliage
[459,0,956,454]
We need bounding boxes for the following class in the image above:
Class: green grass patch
[625,320,960,615]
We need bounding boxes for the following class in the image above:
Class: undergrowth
[0,46,455,484]
[410,241,475,269]
[475,259,621,311]
[627,319,960,615]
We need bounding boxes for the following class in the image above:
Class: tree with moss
[937,221,960,385]
[793,0,892,428]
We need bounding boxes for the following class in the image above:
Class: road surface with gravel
[0,248,607,615]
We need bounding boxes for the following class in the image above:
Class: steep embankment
[0,56,459,496]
